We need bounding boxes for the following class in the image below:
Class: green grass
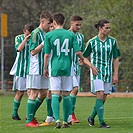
[0,94,133,133]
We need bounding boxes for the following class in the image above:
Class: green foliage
[61,0,133,91]
[1,0,133,91]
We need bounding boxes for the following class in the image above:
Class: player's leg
[25,75,39,127]
[70,75,79,123]
[40,89,55,126]
[98,82,112,128]
[33,75,48,117]
[88,79,104,126]
[62,91,71,128]
[88,80,110,127]
[26,89,39,127]
[27,89,31,97]
[89,94,107,121]
[12,76,26,120]
[70,87,79,123]
[12,91,24,120]
[44,90,54,123]
[87,79,96,125]
[88,79,110,128]
[50,77,61,128]
[95,91,104,125]
[62,76,72,128]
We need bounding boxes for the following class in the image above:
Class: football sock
[70,94,76,113]
[69,97,72,116]
[26,99,35,124]
[90,100,105,119]
[90,104,97,120]
[12,99,20,116]
[33,97,43,117]
[51,94,60,121]
[62,95,70,123]
[46,97,53,117]
[96,99,104,124]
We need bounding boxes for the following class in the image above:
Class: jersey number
[54,39,70,56]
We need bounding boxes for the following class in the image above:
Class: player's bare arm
[75,51,84,61]
[83,58,99,76]
[31,42,44,56]
[44,54,50,78]
[112,57,119,84]
[17,34,31,52]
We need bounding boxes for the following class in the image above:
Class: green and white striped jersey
[73,32,85,75]
[27,27,45,75]
[10,34,29,77]
[44,29,81,76]
[83,35,120,82]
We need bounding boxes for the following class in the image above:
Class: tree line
[1,0,133,91]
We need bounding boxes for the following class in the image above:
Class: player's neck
[39,25,45,32]
[98,34,107,42]
[55,25,63,29]
[70,28,76,34]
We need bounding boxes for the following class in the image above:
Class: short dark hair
[53,13,65,25]
[70,15,83,21]
[95,19,110,29]
[24,23,34,33]
[40,10,53,23]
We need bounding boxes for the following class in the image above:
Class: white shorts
[91,79,112,94]
[73,75,80,88]
[12,76,27,91]
[26,75,48,89]
[49,76,73,91]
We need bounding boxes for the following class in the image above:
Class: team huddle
[10,10,120,129]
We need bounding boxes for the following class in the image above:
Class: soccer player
[68,15,85,123]
[25,10,53,127]
[41,22,62,126]
[10,23,34,120]
[40,22,55,126]
[44,13,85,128]
[83,19,120,128]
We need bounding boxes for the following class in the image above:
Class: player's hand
[78,58,83,65]
[25,34,31,40]
[91,64,99,76]
[44,69,49,78]
[112,74,118,84]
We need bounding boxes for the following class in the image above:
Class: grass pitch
[0,94,133,133]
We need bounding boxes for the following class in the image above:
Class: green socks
[46,97,53,117]
[70,94,76,113]
[33,97,43,117]
[62,95,71,123]
[12,99,20,116]
[26,99,35,124]
[51,94,60,122]
[51,94,72,123]
[95,99,104,124]
[90,104,97,120]
[90,100,105,120]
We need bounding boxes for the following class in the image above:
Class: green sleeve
[29,32,38,51]
[83,41,92,57]
[113,40,120,58]
[44,35,51,54]
[15,35,23,50]
[81,35,85,52]
[73,35,81,53]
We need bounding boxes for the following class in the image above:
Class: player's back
[45,28,80,76]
